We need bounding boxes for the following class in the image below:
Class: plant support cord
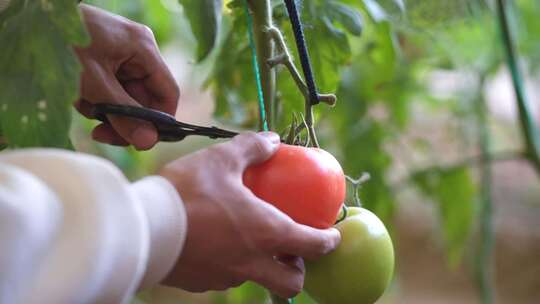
[245,0,269,132]
[283,0,320,106]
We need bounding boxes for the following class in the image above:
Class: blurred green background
[69,0,540,303]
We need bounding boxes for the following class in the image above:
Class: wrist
[131,176,188,290]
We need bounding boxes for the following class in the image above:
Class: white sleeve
[0,149,187,304]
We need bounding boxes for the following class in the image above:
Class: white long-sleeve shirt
[0,149,187,304]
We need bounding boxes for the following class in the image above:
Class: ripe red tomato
[243,144,346,229]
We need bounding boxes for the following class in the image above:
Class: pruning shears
[91,103,239,142]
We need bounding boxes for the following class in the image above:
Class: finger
[74,98,129,145]
[91,124,129,146]
[269,222,341,260]
[141,58,179,115]
[77,62,159,150]
[74,99,94,119]
[276,255,305,273]
[106,79,159,150]
[119,34,180,115]
[211,278,246,291]
[122,80,156,108]
[75,97,146,144]
[246,257,304,299]
[242,190,341,260]
[107,115,157,150]
[228,132,281,170]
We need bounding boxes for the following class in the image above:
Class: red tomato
[243,144,346,229]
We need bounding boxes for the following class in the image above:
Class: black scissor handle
[91,104,239,142]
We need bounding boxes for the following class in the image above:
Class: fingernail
[260,132,281,144]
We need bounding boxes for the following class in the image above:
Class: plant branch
[496,0,540,175]
[266,27,337,147]
[346,173,371,207]
[268,28,337,107]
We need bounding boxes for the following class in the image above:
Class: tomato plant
[243,144,346,229]
[3,0,540,304]
[305,207,394,304]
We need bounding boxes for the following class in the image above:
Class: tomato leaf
[0,0,89,148]
[142,0,174,44]
[206,11,259,127]
[413,167,476,267]
[326,2,363,36]
[178,0,223,61]
[301,1,352,93]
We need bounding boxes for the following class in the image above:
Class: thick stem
[248,2,288,303]
[496,0,540,175]
[474,77,495,304]
[248,0,276,130]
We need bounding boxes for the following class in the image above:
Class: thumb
[230,132,281,169]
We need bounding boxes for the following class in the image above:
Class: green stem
[248,2,290,303]
[496,0,540,175]
[248,0,276,130]
[474,77,495,304]
[305,104,319,147]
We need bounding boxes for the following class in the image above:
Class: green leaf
[206,11,259,127]
[301,1,352,93]
[413,167,477,267]
[142,0,174,44]
[510,0,540,72]
[362,0,388,22]
[179,0,223,61]
[0,0,89,148]
[404,0,486,28]
[326,2,363,36]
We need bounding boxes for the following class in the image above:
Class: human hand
[159,132,341,298]
[74,4,179,150]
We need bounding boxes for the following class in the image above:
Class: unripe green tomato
[304,207,394,304]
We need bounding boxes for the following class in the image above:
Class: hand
[159,132,341,298]
[74,4,179,150]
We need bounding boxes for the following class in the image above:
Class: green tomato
[304,207,394,304]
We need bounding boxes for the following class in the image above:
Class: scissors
[91,103,239,142]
